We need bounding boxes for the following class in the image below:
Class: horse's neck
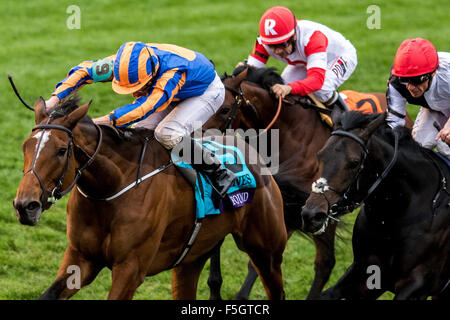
[362,136,440,221]
[275,105,331,188]
[75,125,167,198]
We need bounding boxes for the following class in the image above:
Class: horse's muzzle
[13,198,43,226]
[301,207,328,234]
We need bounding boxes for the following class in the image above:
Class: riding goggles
[267,37,294,50]
[398,73,432,85]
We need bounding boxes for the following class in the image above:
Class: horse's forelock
[48,95,81,120]
[340,111,379,131]
[340,112,414,147]
[227,66,283,93]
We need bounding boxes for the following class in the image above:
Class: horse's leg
[232,261,259,300]
[207,240,224,300]
[306,223,337,299]
[245,247,285,300]
[172,257,209,300]
[393,269,428,300]
[232,230,294,300]
[320,262,385,300]
[240,223,286,299]
[108,258,146,300]
[39,246,102,300]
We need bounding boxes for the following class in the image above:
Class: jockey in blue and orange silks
[45,41,236,197]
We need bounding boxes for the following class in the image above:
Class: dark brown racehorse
[301,111,450,299]
[203,66,413,300]
[13,96,287,300]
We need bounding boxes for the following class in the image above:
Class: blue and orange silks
[52,42,216,127]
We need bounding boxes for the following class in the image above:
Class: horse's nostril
[313,212,327,222]
[26,201,41,212]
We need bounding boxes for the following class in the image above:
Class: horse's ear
[331,105,343,130]
[66,100,92,129]
[360,112,387,140]
[230,67,248,88]
[34,97,48,124]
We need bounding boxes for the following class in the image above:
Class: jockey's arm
[286,31,328,96]
[103,69,186,127]
[386,83,408,128]
[247,39,269,68]
[46,55,116,109]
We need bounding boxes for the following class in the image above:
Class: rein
[76,133,174,201]
[221,84,282,135]
[263,96,282,134]
[311,129,400,234]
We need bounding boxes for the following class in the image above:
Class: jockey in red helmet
[244,6,358,112]
[386,38,450,157]
[44,42,236,197]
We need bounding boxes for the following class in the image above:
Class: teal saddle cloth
[171,139,257,219]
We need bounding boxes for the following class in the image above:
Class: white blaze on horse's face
[31,131,51,162]
[311,177,330,194]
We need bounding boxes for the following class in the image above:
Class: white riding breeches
[135,73,225,149]
[412,107,450,158]
[281,49,357,104]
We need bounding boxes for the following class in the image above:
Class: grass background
[0,0,448,300]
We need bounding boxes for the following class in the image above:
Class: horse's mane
[221,65,284,93]
[48,95,154,143]
[339,111,418,149]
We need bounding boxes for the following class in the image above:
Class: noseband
[25,120,102,209]
[311,129,399,233]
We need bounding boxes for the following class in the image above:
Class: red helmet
[392,38,439,78]
[259,6,296,45]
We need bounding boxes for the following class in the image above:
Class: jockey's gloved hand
[45,96,60,111]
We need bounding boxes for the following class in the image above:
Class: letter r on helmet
[264,19,278,36]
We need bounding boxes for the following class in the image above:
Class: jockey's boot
[189,138,236,198]
[327,91,349,112]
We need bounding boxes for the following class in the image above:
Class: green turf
[0,0,446,300]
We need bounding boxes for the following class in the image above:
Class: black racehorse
[302,110,450,299]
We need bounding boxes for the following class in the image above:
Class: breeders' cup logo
[229,192,250,207]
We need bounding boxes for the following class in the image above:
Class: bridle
[219,84,282,135]
[26,119,103,210]
[310,128,400,234]
[218,85,248,132]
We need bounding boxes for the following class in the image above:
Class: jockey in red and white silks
[386,38,450,158]
[246,6,357,110]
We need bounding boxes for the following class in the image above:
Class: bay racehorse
[301,110,450,299]
[13,96,287,299]
[203,66,413,300]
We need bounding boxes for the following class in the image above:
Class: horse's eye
[57,148,67,157]
[348,159,360,169]
[219,107,231,115]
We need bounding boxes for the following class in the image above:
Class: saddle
[171,139,257,219]
[286,90,385,128]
